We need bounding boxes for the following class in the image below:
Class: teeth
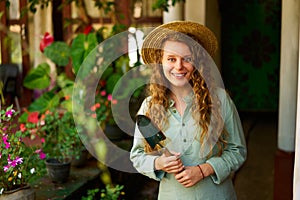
[173,73,185,77]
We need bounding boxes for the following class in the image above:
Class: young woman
[130,21,247,199]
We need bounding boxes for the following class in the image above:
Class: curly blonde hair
[144,33,227,157]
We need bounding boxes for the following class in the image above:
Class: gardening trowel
[136,114,172,156]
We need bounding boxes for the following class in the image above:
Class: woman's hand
[154,152,184,173]
[175,163,214,188]
[175,166,203,187]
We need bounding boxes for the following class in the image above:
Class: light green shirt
[130,88,247,200]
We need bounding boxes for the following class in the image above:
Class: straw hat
[141,21,218,64]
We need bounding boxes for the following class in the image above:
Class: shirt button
[183,139,186,142]
[182,123,185,126]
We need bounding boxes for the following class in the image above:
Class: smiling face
[161,40,194,92]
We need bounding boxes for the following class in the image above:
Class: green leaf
[44,41,71,66]
[56,73,74,89]
[23,63,51,89]
[19,112,29,123]
[28,91,60,112]
[71,33,98,75]
[106,73,122,94]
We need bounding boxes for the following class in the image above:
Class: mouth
[172,73,187,78]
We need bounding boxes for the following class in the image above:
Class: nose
[174,59,183,70]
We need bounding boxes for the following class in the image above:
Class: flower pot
[0,184,35,200]
[45,158,71,183]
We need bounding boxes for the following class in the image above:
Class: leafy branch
[152,0,185,12]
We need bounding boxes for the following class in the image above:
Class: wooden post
[115,0,131,27]
[0,0,9,63]
[62,1,72,42]
[19,0,32,107]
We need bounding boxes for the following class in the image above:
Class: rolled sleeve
[130,126,165,181]
[206,90,247,184]
[130,97,166,181]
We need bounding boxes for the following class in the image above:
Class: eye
[167,57,176,62]
[183,57,192,63]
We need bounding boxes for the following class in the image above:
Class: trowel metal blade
[136,114,166,149]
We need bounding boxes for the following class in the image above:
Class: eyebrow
[163,52,192,58]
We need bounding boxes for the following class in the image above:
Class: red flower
[20,124,26,132]
[100,80,106,87]
[90,105,97,111]
[40,32,54,52]
[83,25,93,35]
[64,95,70,100]
[27,112,39,124]
[90,103,101,111]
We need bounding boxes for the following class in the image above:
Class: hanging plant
[152,0,185,12]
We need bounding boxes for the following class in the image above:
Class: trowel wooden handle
[162,148,173,157]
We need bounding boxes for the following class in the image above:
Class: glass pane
[9,25,22,64]
[143,0,162,17]
[71,1,110,19]
[9,0,20,20]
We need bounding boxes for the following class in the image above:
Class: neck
[170,92,188,116]
[171,86,192,99]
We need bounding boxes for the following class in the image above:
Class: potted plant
[41,109,83,183]
[0,105,46,199]
[24,26,146,139]
[21,30,95,181]
[19,107,84,183]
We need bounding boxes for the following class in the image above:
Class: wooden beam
[0,1,9,63]
[19,0,32,107]
[62,1,72,42]
[52,0,64,41]
[115,0,131,27]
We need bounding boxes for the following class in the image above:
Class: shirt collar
[168,92,194,107]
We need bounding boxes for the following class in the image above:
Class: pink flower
[39,152,46,160]
[40,32,54,52]
[40,138,45,143]
[100,90,106,96]
[112,99,118,105]
[8,156,23,167]
[5,143,10,149]
[4,165,9,172]
[5,109,15,117]
[107,94,112,101]
[35,149,46,160]
[2,134,10,149]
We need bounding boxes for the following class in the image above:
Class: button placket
[181,119,186,143]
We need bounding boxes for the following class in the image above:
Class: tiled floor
[234,112,277,200]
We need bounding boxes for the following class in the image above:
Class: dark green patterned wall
[219,0,281,111]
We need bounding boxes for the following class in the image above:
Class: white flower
[30,168,35,174]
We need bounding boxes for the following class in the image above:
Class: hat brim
[141,21,218,64]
